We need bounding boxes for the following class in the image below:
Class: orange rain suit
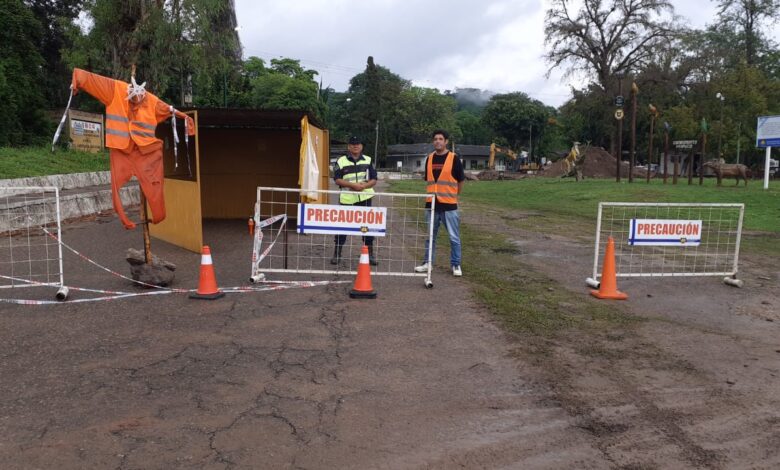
[71,68,195,229]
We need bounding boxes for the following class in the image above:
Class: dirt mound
[476,170,527,181]
[542,147,648,179]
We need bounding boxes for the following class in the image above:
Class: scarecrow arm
[154,100,195,136]
[71,68,119,106]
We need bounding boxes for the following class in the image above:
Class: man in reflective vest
[70,68,195,229]
[415,129,465,276]
[331,136,378,265]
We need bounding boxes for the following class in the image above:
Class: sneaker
[452,265,462,277]
[414,263,430,273]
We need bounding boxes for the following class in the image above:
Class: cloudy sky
[234,0,780,107]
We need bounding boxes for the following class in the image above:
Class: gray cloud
[235,0,780,108]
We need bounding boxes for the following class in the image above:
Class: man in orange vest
[415,129,465,276]
[69,68,195,229]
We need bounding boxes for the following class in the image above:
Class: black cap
[348,136,362,145]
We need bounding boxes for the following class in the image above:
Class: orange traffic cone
[349,245,377,299]
[190,245,225,300]
[590,236,628,300]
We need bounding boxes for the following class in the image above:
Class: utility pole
[528,123,533,162]
[736,122,742,164]
[374,120,379,162]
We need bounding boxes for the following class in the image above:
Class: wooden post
[140,193,152,265]
[687,148,694,185]
[647,111,655,184]
[629,82,638,183]
[663,128,669,184]
[700,132,707,185]
[616,78,623,182]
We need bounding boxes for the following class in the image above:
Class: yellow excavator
[488,143,539,171]
[488,143,517,169]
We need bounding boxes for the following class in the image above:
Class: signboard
[672,140,697,150]
[68,109,104,153]
[756,115,780,147]
[297,203,387,237]
[614,109,624,120]
[396,160,403,169]
[628,219,702,246]
[615,96,625,107]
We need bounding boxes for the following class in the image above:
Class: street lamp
[716,92,725,161]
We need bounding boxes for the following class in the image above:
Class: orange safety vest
[426,151,459,205]
[104,81,162,150]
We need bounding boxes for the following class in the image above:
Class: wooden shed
[150,109,329,252]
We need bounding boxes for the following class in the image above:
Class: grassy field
[392,177,780,233]
[390,176,778,335]
[0,146,109,179]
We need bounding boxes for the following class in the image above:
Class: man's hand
[351,182,365,191]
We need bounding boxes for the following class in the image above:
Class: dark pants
[334,198,374,247]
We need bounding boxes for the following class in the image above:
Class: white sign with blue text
[756,115,780,148]
[297,203,387,237]
[628,219,702,246]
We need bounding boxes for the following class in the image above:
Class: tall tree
[25,0,83,106]
[482,92,554,156]
[64,0,243,106]
[717,0,780,66]
[0,0,49,146]
[544,0,678,93]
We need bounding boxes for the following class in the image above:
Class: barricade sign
[251,187,435,287]
[297,203,387,237]
[589,203,744,283]
[628,219,702,246]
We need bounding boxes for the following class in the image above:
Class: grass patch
[0,146,109,179]
[391,177,780,233]
[457,224,635,336]
[390,177,780,256]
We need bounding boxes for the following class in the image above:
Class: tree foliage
[0,0,49,146]
[544,0,678,93]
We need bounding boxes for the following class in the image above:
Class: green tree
[483,92,553,158]
[64,0,243,106]
[717,0,780,66]
[0,0,49,146]
[25,0,83,107]
[455,109,492,145]
[243,57,324,119]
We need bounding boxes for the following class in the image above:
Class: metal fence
[590,202,745,284]
[0,187,68,300]
[250,187,435,287]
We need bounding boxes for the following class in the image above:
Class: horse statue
[702,160,751,186]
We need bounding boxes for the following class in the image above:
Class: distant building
[386,144,491,171]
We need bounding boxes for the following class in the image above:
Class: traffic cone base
[350,245,377,299]
[190,290,226,300]
[590,236,628,300]
[590,288,627,300]
[191,245,224,300]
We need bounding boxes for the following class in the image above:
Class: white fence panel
[0,187,68,300]
[250,187,435,287]
[591,202,744,282]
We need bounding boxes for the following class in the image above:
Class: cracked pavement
[0,216,604,469]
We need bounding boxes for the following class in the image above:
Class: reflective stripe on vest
[426,151,459,205]
[104,81,161,150]
[336,154,375,204]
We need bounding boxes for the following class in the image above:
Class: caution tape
[251,213,287,275]
[0,280,349,305]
